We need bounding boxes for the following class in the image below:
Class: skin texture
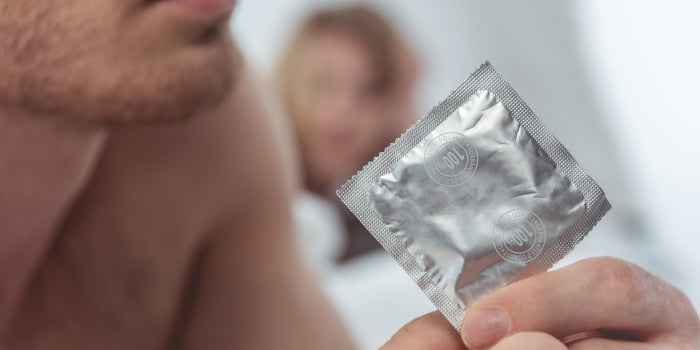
[0,1,236,124]
[0,112,107,334]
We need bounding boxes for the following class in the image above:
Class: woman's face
[295,32,389,191]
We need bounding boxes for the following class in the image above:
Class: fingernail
[461,308,509,349]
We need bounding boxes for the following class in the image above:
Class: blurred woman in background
[275,5,419,267]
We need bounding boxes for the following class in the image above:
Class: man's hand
[384,257,700,349]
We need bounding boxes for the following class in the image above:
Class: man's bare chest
[5,159,212,350]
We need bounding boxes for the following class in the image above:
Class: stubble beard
[0,2,240,127]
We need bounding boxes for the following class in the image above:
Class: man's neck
[0,109,106,333]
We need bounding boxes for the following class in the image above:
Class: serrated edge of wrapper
[336,61,611,330]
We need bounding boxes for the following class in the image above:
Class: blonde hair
[274,5,401,124]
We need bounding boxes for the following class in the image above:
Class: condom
[337,62,611,329]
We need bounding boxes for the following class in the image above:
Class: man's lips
[151,0,237,16]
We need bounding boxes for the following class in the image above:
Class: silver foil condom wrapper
[337,62,611,329]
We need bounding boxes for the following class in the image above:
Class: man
[0,1,697,349]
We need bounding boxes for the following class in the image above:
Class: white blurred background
[231,1,700,348]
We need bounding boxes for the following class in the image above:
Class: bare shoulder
[96,69,300,229]
[5,69,350,350]
[6,70,353,350]
[5,71,299,349]
[173,72,356,349]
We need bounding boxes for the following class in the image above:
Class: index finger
[383,311,466,350]
[459,257,699,348]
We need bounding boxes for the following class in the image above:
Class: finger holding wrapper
[337,62,611,330]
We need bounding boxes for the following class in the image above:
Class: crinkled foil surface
[369,90,586,308]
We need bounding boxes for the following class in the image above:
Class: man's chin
[0,0,244,128]
[12,40,241,128]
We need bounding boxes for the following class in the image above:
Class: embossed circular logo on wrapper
[424,133,478,186]
[493,210,546,264]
